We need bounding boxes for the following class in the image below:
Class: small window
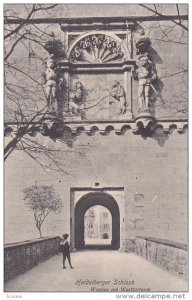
[103,224,109,229]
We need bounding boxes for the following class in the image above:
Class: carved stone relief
[68,82,85,117]
[69,34,125,64]
[65,74,129,120]
[110,81,126,114]
[43,30,163,121]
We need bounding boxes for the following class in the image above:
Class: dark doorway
[75,192,120,250]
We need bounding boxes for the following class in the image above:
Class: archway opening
[84,205,112,248]
[74,192,120,250]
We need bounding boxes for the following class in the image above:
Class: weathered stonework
[135,237,187,280]
[4,237,61,282]
[4,7,188,285]
[5,129,188,249]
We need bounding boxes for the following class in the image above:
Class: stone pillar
[123,69,133,119]
[70,189,76,251]
[118,191,126,252]
[119,216,126,252]
[65,69,70,113]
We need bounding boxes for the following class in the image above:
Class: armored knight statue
[110,81,126,114]
[133,54,157,112]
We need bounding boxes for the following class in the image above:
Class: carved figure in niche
[110,81,126,114]
[69,82,85,116]
[133,54,157,111]
[45,54,57,106]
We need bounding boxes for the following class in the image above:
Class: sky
[4,3,188,19]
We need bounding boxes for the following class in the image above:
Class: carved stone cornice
[57,59,135,73]
[59,119,188,136]
[4,118,188,137]
[6,15,188,26]
[59,15,188,32]
[60,19,135,32]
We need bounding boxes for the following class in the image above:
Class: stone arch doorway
[74,192,120,250]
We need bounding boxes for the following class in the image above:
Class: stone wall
[4,7,188,252]
[5,130,188,250]
[135,236,187,280]
[4,236,61,282]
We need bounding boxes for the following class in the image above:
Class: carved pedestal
[135,110,155,129]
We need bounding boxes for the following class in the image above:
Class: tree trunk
[4,129,28,160]
[38,227,42,238]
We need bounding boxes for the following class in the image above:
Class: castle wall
[5,130,188,250]
[4,5,188,251]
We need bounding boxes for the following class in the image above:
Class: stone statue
[110,81,126,114]
[133,54,157,111]
[69,82,84,116]
[45,54,57,106]
[46,53,55,68]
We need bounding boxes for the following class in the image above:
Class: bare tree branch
[176,4,181,24]
[4,5,36,39]
[5,62,43,85]
[4,34,28,61]
[140,4,188,31]
[4,4,58,39]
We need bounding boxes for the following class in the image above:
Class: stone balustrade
[135,236,187,280]
[4,236,61,282]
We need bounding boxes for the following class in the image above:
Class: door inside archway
[74,192,120,250]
